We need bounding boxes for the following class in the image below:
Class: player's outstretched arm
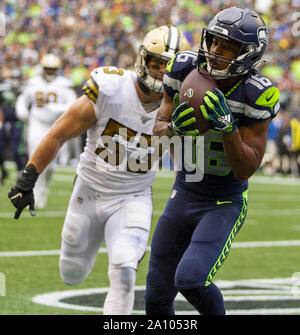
[8,95,96,219]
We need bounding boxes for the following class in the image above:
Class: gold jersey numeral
[95,119,158,174]
[103,68,124,76]
[35,91,57,108]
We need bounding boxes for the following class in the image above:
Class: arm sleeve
[82,76,99,104]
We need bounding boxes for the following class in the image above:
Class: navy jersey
[164,51,280,198]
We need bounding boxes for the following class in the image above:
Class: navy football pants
[145,184,248,314]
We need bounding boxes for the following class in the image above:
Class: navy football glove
[201,88,237,134]
[168,93,199,136]
[8,164,38,219]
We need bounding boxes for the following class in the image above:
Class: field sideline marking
[1,240,300,258]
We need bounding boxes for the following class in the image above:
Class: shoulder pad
[82,66,126,103]
[165,51,198,75]
[164,51,198,99]
[245,71,280,108]
[245,70,280,119]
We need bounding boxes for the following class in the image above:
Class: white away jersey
[78,66,160,195]
[16,76,76,125]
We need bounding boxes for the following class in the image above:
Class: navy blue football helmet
[198,7,269,79]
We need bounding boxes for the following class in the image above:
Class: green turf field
[1,165,300,315]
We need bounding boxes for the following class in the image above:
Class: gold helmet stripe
[82,77,99,103]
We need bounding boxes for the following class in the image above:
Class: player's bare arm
[28,95,96,173]
[153,90,173,137]
[8,95,96,219]
[223,118,271,180]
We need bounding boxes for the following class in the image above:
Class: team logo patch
[184,88,194,98]
[31,277,300,315]
[77,197,84,204]
[170,189,177,199]
[218,115,231,126]
[257,27,269,46]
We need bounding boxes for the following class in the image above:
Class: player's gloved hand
[201,88,237,134]
[168,93,199,136]
[8,164,39,219]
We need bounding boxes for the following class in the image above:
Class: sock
[145,300,175,315]
[103,267,136,315]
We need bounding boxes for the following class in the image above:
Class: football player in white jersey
[15,54,77,209]
[8,26,190,314]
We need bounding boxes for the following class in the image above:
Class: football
[179,68,216,134]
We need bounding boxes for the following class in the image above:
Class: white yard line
[0,211,66,218]
[231,240,300,248]
[1,240,300,258]
[5,161,300,185]
[1,207,300,219]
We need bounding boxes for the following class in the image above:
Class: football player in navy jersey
[145,7,280,315]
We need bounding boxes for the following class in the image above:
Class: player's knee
[61,213,89,253]
[59,258,88,286]
[145,269,173,303]
[110,237,144,269]
[175,258,207,289]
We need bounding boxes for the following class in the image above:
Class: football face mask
[198,7,269,79]
[136,25,190,94]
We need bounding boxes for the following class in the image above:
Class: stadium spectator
[0,0,300,177]
[0,67,27,183]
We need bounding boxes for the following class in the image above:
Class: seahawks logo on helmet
[257,27,269,47]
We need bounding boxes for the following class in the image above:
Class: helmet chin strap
[137,76,152,96]
[206,62,228,78]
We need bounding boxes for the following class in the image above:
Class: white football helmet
[40,53,62,82]
[136,26,190,94]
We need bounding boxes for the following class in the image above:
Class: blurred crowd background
[0,0,300,181]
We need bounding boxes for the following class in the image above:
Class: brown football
[179,68,216,134]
